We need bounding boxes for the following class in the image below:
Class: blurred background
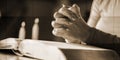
[0,0,93,41]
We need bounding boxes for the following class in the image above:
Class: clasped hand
[52,4,91,43]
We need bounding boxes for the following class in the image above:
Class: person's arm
[86,27,120,55]
[87,0,101,27]
[52,3,120,51]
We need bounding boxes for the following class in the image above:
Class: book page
[24,39,109,51]
[0,38,119,60]
[19,40,66,60]
[21,39,119,60]
[0,38,18,49]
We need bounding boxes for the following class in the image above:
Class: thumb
[68,4,82,18]
[68,4,86,23]
[74,4,83,18]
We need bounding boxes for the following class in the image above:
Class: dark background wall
[0,0,93,41]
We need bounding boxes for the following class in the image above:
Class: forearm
[86,28,120,51]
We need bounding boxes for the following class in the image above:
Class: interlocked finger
[58,6,78,21]
[53,12,65,18]
[52,28,69,37]
[55,18,71,25]
[68,4,82,17]
[51,21,69,29]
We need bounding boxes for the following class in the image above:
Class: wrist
[85,27,95,43]
[82,27,92,43]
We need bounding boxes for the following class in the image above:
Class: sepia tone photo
[0,0,120,60]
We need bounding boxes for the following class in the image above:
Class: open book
[0,38,66,60]
[0,38,119,60]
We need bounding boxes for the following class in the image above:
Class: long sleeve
[87,0,101,27]
[86,28,120,55]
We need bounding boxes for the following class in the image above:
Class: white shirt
[87,0,120,37]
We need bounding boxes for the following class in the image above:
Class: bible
[0,38,66,60]
[0,38,119,60]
